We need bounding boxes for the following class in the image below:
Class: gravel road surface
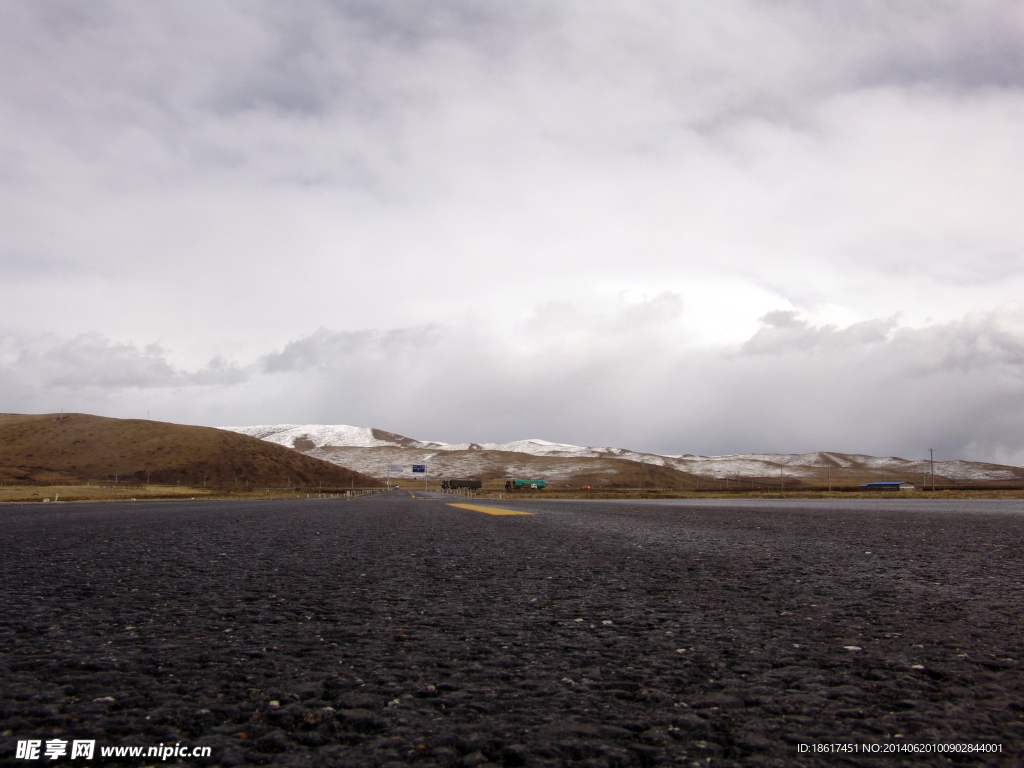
[2,493,1022,767]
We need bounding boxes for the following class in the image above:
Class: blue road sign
[412,465,426,473]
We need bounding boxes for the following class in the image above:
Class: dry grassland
[4,483,1022,504]
[0,412,379,489]
[0,484,382,504]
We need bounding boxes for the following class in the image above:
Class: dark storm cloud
[12,2,1020,157]
[854,6,1024,91]
[895,310,1024,374]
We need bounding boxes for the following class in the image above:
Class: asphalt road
[1,493,1022,767]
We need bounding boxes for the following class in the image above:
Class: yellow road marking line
[447,503,533,516]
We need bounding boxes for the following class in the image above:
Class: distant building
[859,481,915,491]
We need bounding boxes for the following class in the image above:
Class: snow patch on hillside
[222,424,392,449]
[220,424,1021,481]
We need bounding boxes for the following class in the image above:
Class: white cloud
[2,2,1024,462]
[261,325,442,372]
[5,304,1023,465]
[741,311,898,355]
[0,332,245,392]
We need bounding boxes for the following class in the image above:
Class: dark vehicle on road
[446,479,482,490]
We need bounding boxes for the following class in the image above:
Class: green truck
[506,479,546,490]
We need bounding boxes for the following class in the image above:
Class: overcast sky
[3,1,1024,463]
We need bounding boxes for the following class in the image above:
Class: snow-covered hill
[223,425,609,456]
[220,424,1022,484]
[226,424,403,449]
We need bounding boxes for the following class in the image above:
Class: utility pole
[929,448,935,492]
[828,464,831,492]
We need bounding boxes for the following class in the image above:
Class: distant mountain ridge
[223,424,607,456]
[220,424,1023,486]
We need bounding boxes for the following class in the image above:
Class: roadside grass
[0,484,380,504]
[0,484,214,503]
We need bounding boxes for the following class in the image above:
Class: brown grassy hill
[0,413,380,488]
